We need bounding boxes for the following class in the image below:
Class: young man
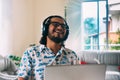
[18,15,79,80]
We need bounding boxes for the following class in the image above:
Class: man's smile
[53,30,64,34]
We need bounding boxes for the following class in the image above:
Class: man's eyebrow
[50,22,65,24]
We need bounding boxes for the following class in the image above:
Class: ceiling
[109,2,120,15]
[83,0,105,2]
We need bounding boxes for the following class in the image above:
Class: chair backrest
[0,56,6,71]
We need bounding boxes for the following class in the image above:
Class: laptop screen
[45,64,106,80]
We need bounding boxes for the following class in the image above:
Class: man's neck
[46,38,62,54]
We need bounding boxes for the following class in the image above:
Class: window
[81,1,107,50]
[66,0,120,51]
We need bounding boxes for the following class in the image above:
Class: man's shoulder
[23,44,46,57]
[27,44,44,49]
[64,47,76,54]
[25,44,45,53]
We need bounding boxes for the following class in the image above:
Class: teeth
[55,31,63,34]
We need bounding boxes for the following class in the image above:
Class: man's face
[47,17,67,43]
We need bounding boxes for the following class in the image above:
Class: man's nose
[56,25,65,31]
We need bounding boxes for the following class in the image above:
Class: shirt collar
[40,44,66,55]
[55,46,66,56]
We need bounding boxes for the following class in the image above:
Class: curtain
[0,0,13,57]
[65,0,82,53]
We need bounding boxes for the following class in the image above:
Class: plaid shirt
[17,44,79,80]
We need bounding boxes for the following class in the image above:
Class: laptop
[45,64,106,80]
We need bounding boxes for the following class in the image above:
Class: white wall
[11,0,35,56]
[1,0,65,57]
[34,0,65,44]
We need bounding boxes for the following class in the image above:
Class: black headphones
[42,15,69,37]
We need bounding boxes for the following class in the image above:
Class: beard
[47,32,66,43]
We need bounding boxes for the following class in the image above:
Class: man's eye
[53,23,60,27]
[61,24,66,28]
[51,22,67,29]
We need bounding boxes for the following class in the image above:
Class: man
[18,15,79,80]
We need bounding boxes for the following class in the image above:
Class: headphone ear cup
[42,23,46,36]
[42,17,50,36]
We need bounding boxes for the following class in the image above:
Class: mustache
[53,29,64,34]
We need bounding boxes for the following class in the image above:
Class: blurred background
[0,0,120,57]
